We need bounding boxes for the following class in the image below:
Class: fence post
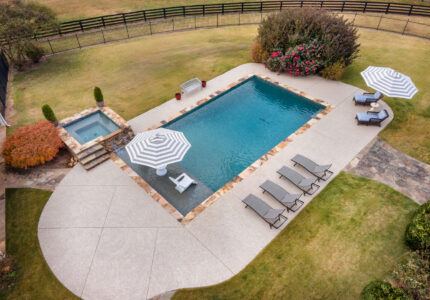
[352,12,357,25]
[408,5,413,16]
[342,1,345,12]
[172,18,174,31]
[376,15,383,30]
[222,3,225,15]
[101,16,106,28]
[122,13,127,24]
[163,8,166,18]
[75,34,81,48]
[260,2,263,13]
[101,29,106,43]
[47,39,54,54]
[149,21,152,35]
[124,23,130,38]
[280,1,283,11]
[301,1,304,8]
[242,2,244,13]
[182,6,185,17]
[402,19,409,34]
[203,5,206,16]
[79,20,84,32]
[320,1,323,9]
[363,2,367,13]
[143,10,146,21]
[385,3,390,14]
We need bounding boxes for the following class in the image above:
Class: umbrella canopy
[125,128,191,175]
[360,66,418,99]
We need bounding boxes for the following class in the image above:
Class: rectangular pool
[64,110,120,144]
[164,76,325,191]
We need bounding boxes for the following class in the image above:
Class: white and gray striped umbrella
[125,128,191,169]
[361,66,418,99]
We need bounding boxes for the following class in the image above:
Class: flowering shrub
[25,44,45,63]
[360,280,411,300]
[391,249,430,300]
[1,121,63,169]
[405,201,430,251]
[264,42,323,77]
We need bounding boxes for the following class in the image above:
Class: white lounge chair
[169,173,197,193]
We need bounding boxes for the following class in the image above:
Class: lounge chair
[168,173,196,193]
[277,166,320,195]
[242,194,287,229]
[356,109,389,127]
[260,180,303,212]
[353,91,383,105]
[291,154,333,181]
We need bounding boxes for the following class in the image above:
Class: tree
[0,0,57,69]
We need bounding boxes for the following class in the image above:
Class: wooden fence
[34,1,430,39]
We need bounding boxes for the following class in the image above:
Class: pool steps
[76,144,110,170]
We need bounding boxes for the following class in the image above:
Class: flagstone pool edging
[112,74,333,224]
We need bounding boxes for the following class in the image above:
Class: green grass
[1,189,79,299]
[342,30,430,164]
[11,26,430,163]
[173,172,418,300]
[34,0,430,21]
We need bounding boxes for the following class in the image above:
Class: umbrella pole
[156,166,167,176]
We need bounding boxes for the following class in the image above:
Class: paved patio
[38,63,393,299]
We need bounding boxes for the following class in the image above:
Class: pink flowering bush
[264,42,324,77]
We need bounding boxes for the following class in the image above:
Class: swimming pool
[63,110,120,144]
[164,76,325,191]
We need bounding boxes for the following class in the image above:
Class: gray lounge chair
[356,109,389,127]
[260,180,304,212]
[242,194,287,229]
[277,166,320,195]
[291,154,333,181]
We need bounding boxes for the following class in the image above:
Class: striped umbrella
[125,128,191,176]
[361,66,418,99]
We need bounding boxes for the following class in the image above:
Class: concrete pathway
[38,63,393,299]
[346,137,430,204]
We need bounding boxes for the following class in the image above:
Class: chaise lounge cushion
[356,109,388,122]
[354,91,382,103]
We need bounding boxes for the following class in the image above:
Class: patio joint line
[185,227,235,276]
[80,186,117,297]
[145,228,159,300]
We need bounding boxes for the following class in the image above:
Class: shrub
[320,59,346,80]
[25,44,45,63]
[257,8,359,67]
[94,86,104,102]
[360,280,411,300]
[264,41,323,77]
[250,40,267,63]
[1,121,63,169]
[391,249,430,300]
[0,255,16,291]
[405,202,430,250]
[41,104,57,122]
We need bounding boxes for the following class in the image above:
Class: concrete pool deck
[38,63,393,299]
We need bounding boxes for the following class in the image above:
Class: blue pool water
[64,111,120,144]
[164,76,325,191]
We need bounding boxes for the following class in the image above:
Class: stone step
[82,153,110,171]
[80,148,108,165]
[76,144,104,160]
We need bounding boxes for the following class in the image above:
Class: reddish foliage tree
[1,121,63,169]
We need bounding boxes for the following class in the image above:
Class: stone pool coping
[58,106,130,156]
[111,74,333,224]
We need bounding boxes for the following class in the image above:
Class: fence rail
[34,1,430,39]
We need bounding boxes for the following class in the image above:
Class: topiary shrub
[250,40,267,63]
[405,202,430,251]
[320,59,346,80]
[25,44,45,63]
[257,8,359,67]
[1,121,63,169]
[41,104,57,123]
[94,86,104,102]
[360,280,411,300]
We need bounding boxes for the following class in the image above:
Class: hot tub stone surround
[59,106,130,157]
[112,74,333,225]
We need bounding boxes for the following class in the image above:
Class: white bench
[180,78,202,95]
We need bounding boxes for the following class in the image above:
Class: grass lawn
[1,189,78,299]
[173,172,418,300]
[35,0,430,20]
[11,27,430,163]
